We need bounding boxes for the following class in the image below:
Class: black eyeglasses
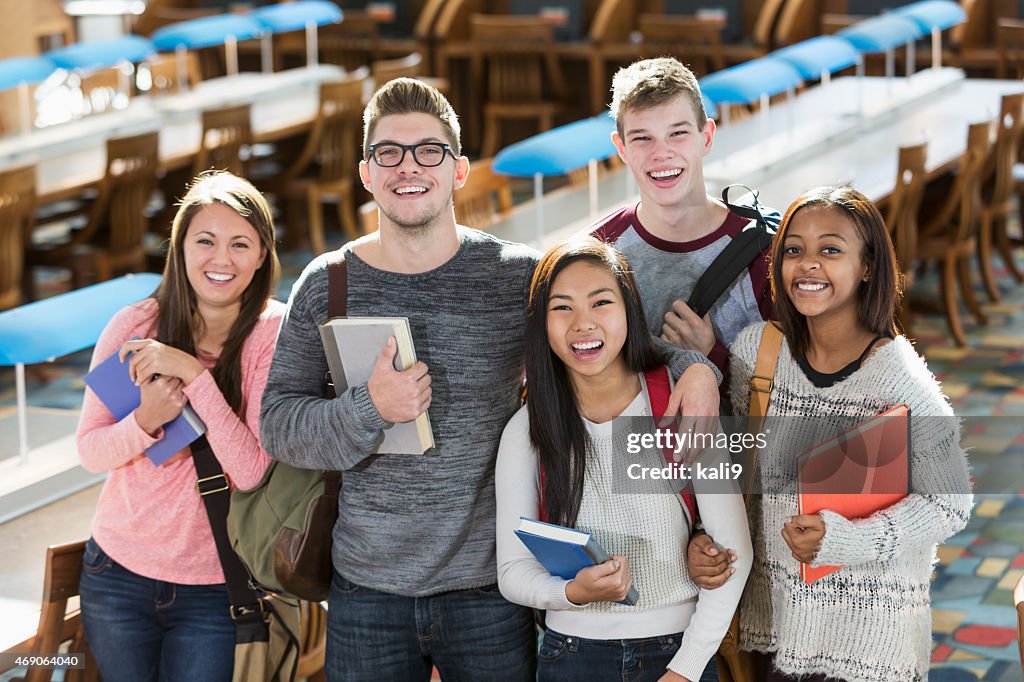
[367,142,454,168]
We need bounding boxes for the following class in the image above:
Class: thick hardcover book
[797,404,911,583]
[83,348,207,466]
[514,517,639,606]
[318,316,434,454]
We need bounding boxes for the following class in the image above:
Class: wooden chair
[916,121,993,347]
[24,540,99,682]
[320,10,380,71]
[639,15,726,77]
[0,166,34,311]
[996,18,1024,80]
[194,103,252,177]
[358,200,379,235]
[720,0,788,65]
[144,51,203,94]
[772,0,824,49]
[25,131,159,299]
[372,51,425,83]
[454,157,512,230]
[79,66,126,115]
[884,142,927,340]
[981,92,1024,294]
[270,69,368,254]
[1015,573,1024,677]
[470,15,566,157]
[296,600,327,682]
[949,0,1000,75]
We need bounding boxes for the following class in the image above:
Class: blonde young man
[591,58,774,393]
[259,78,721,681]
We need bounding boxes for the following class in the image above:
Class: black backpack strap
[191,436,269,641]
[325,250,348,399]
[686,185,778,319]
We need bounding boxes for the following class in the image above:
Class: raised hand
[661,299,716,355]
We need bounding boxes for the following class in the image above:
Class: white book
[319,316,435,454]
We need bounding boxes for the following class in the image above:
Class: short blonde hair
[610,58,708,137]
[362,78,461,156]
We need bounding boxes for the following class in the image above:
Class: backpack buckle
[196,474,229,496]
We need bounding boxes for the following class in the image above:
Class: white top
[496,385,752,682]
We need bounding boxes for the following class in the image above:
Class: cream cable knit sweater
[729,322,973,682]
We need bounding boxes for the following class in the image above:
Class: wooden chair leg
[338,188,358,242]
[978,208,1001,303]
[957,255,987,325]
[482,113,499,158]
[941,254,967,347]
[307,188,326,256]
[995,209,1024,282]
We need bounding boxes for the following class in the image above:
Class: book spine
[181,403,207,435]
[583,540,639,606]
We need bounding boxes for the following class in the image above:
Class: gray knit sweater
[260,228,716,596]
[729,322,973,682]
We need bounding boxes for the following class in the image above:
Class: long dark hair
[770,185,901,360]
[152,171,279,414]
[525,237,662,527]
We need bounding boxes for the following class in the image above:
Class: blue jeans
[78,538,235,682]
[325,570,536,681]
[537,629,721,682]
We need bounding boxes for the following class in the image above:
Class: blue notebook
[514,517,639,606]
[84,347,207,466]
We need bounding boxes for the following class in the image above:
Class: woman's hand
[565,554,633,605]
[782,514,826,563]
[134,375,186,436]
[657,671,690,682]
[120,338,204,386]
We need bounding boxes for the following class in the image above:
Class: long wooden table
[0,64,345,203]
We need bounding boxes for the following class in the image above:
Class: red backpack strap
[643,366,697,531]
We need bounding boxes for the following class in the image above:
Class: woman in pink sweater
[76,171,283,682]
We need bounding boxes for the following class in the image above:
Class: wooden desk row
[0,64,345,203]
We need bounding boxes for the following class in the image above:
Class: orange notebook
[796,404,911,583]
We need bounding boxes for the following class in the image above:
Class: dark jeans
[78,538,235,682]
[325,569,536,681]
[537,629,721,682]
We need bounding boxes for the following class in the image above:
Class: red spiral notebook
[796,404,911,583]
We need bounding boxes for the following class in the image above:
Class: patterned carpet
[2,243,1023,680]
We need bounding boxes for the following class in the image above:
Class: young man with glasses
[259,78,721,680]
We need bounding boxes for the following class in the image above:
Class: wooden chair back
[413,0,447,40]
[997,19,1024,80]
[79,66,125,115]
[773,0,822,48]
[433,0,488,42]
[0,166,34,311]
[944,121,992,246]
[751,0,787,50]
[320,10,380,71]
[145,51,203,94]
[194,103,251,176]
[295,600,327,681]
[281,69,368,187]
[372,51,424,85]
[950,0,991,54]
[887,142,927,274]
[470,15,565,104]
[989,92,1024,210]
[1015,573,1024,677]
[455,157,513,230]
[639,14,726,76]
[97,131,160,276]
[24,540,99,682]
[589,0,637,44]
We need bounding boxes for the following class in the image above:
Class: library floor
[1,237,1023,680]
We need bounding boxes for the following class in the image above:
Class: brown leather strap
[327,250,348,319]
[744,322,783,502]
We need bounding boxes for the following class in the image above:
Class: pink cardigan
[77,297,284,584]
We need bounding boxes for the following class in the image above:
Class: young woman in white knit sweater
[689,186,973,682]
[496,237,752,682]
